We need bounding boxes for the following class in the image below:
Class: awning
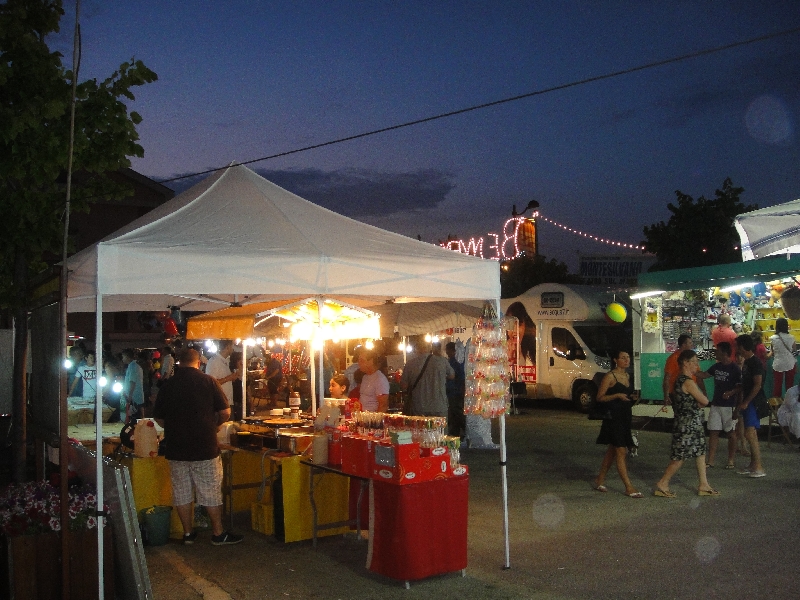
[636,254,800,293]
[185,297,380,341]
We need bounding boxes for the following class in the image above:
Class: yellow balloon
[606,302,627,323]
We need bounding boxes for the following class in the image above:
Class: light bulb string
[534,212,644,250]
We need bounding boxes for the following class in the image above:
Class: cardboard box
[341,436,375,478]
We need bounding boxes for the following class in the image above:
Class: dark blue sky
[55,1,800,269]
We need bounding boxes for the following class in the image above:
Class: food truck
[502,283,632,411]
[631,254,800,412]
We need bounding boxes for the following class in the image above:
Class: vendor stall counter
[119,449,350,542]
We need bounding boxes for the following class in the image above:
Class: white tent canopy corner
[735,198,800,261]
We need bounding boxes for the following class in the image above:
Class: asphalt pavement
[145,400,800,599]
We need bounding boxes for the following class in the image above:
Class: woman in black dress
[593,350,642,498]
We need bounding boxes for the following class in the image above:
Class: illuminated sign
[442,216,536,260]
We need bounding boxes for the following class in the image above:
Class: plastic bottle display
[464,306,511,418]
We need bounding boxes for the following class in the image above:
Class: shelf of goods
[753,306,800,335]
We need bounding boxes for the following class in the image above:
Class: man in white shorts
[153,348,243,545]
[696,341,741,469]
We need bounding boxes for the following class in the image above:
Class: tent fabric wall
[66,165,499,312]
[735,199,800,261]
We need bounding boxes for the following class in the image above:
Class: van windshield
[573,324,632,358]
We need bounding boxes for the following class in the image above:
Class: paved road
[145,402,799,599]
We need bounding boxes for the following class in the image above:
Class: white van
[502,284,632,411]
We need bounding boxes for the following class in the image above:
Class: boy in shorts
[696,341,740,468]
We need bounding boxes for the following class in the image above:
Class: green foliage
[641,178,756,272]
[0,0,157,308]
[500,253,581,298]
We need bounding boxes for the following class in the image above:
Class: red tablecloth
[367,476,469,582]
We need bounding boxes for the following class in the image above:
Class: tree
[0,0,157,481]
[641,178,757,272]
[500,253,581,298]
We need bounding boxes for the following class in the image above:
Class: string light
[535,213,644,250]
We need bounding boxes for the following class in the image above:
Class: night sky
[52,1,800,269]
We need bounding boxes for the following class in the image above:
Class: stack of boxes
[339,432,467,485]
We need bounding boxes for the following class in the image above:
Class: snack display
[464,304,511,418]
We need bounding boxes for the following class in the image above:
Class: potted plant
[0,480,113,599]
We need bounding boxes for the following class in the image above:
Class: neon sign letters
[441,217,532,260]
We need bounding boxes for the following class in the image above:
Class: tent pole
[309,339,316,418]
[499,413,510,569]
[95,276,106,597]
[495,297,510,569]
[241,342,247,419]
[317,298,324,408]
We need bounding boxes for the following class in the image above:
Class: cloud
[162,167,456,217]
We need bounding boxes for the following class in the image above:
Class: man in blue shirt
[121,348,144,420]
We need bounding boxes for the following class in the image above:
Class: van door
[547,326,587,398]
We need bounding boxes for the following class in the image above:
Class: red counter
[367,475,469,583]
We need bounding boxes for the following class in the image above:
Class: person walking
[654,349,718,498]
[694,342,740,469]
[153,348,243,545]
[400,341,454,417]
[769,317,796,397]
[662,334,693,406]
[593,350,642,498]
[734,334,767,478]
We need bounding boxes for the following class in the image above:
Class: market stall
[64,164,503,579]
[185,297,381,415]
[632,254,800,411]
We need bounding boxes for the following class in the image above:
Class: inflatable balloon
[606,302,627,323]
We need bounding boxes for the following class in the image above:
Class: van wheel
[573,383,595,413]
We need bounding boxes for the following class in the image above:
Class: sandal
[653,489,677,498]
[626,491,644,499]
[592,484,608,493]
[698,488,720,496]
[724,464,735,469]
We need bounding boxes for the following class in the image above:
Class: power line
[158,26,800,184]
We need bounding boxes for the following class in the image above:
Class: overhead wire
[157,26,800,184]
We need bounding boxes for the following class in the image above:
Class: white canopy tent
[735,198,800,260]
[64,164,510,582]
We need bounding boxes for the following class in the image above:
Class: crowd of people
[593,318,800,499]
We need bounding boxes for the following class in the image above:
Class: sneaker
[183,531,197,545]
[748,471,766,478]
[211,531,243,546]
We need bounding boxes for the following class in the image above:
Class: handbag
[752,391,770,420]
